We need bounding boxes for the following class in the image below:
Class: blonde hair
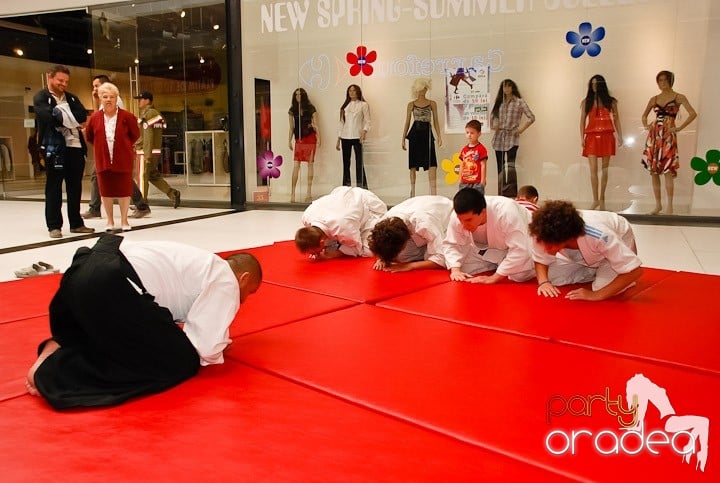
[97,82,120,98]
[411,78,432,97]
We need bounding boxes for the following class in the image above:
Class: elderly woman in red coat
[85,83,140,231]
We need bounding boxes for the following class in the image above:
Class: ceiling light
[14,48,24,56]
[199,55,205,64]
[168,65,174,70]
[213,24,220,30]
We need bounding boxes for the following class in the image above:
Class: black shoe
[70,226,95,234]
[170,189,181,208]
[81,210,101,219]
[129,208,152,219]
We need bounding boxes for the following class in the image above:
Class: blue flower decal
[566,22,605,58]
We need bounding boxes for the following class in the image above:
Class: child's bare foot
[26,339,60,396]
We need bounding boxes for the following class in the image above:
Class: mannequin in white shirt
[336,84,371,189]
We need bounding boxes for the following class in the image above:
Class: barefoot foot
[26,339,60,396]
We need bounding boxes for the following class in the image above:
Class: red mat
[0,284,355,399]
[226,241,450,303]
[0,317,50,401]
[230,304,720,482]
[376,269,720,374]
[0,274,59,324]
[229,282,358,337]
[0,361,571,482]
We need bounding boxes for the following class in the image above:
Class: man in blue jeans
[34,64,95,238]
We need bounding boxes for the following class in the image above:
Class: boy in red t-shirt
[459,119,488,193]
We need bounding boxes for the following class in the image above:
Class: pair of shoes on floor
[81,210,101,219]
[49,229,62,239]
[70,226,95,234]
[129,208,151,219]
[15,261,59,278]
[170,189,181,208]
[106,225,131,233]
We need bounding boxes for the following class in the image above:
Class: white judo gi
[301,186,387,257]
[532,210,641,291]
[443,195,535,281]
[381,195,454,267]
[121,240,240,366]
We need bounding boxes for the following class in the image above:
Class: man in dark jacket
[34,65,95,238]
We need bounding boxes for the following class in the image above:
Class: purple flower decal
[346,45,377,76]
[257,150,283,179]
[566,22,605,58]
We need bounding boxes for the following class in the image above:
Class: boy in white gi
[295,186,387,260]
[443,187,535,284]
[529,200,642,301]
[368,195,453,272]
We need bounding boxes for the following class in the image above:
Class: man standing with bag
[34,65,95,238]
[134,92,181,209]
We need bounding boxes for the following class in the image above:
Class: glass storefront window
[0,1,230,206]
[1,0,718,221]
[240,0,720,219]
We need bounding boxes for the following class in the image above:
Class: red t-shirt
[460,143,488,184]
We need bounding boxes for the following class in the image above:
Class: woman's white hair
[411,78,431,97]
[97,82,120,97]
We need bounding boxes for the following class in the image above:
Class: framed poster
[444,66,490,134]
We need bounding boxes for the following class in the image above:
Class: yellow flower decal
[441,152,462,184]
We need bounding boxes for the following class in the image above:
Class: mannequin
[336,84,370,189]
[489,79,535,198]
[402,78,443,197]
[641,70,697,215]
[580,74,623,210]
[288,88,319,203]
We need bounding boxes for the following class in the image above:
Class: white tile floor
[0,200,718,283]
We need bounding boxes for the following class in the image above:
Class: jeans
[341,138,368,189]
[495,145,519,198]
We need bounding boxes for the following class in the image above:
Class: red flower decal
[346,45,377,77]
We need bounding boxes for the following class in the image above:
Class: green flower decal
[690,149,720,186]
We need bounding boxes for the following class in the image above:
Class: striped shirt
[491,97,535,151]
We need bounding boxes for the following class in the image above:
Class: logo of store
[545,373,709,472]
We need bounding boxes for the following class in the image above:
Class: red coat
[85,108,140,174]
